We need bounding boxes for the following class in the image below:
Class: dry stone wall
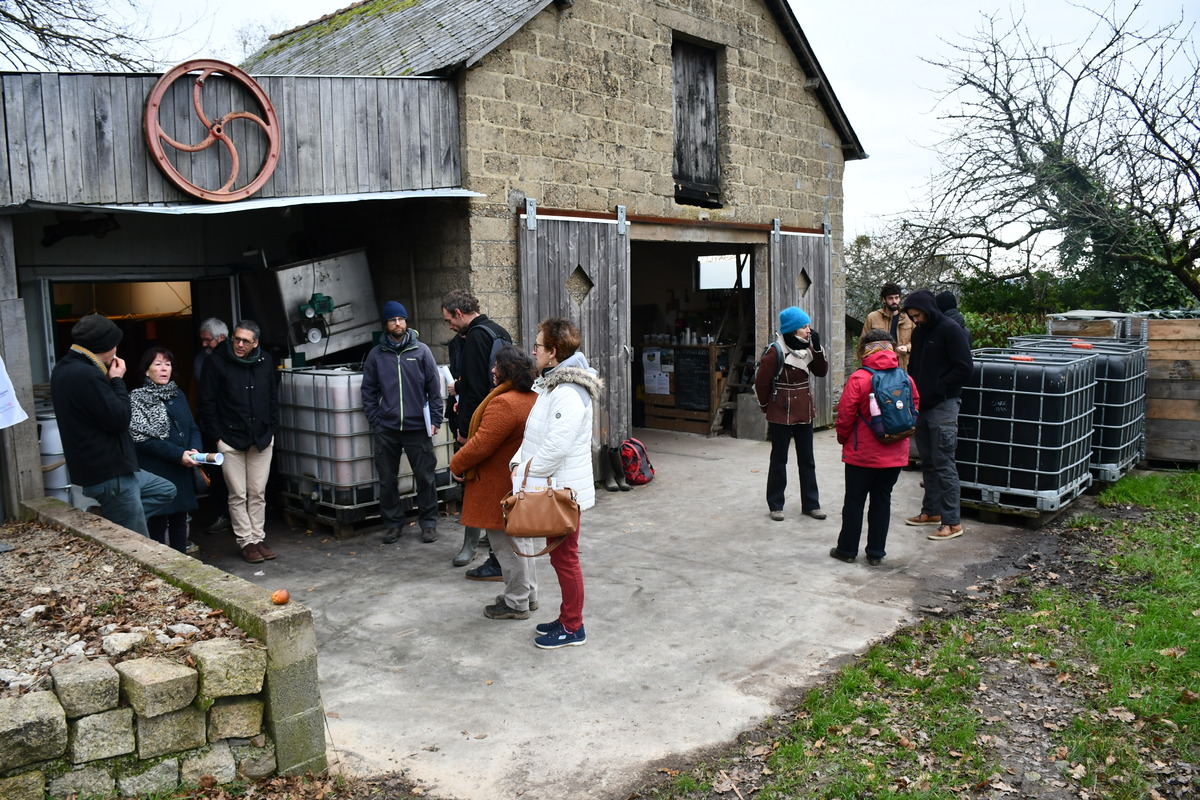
[0,640,274,799]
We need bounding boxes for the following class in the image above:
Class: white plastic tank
[37,412,71,502]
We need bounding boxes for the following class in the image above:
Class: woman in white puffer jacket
[511,317,603,650]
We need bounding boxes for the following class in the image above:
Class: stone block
[231,739,276,781]
[47,765,113,800]
[180,741,236,786]
[117,759,179,797]
[0,691,67,772]
[67,707,134,763]
[116,657,197,717]
[50,659,119,718]
[269,706,327,776]
[208,697,264,741]
[189,639,266,702]
[136,706,206,759]
[263,654,321,721]
[735,393,768,441]
[0,771,44,800]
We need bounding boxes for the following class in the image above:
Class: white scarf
[775,334,814,374]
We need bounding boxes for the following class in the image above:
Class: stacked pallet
[1144,318,1200,464]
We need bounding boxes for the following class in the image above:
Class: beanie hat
[778,306,811,334]
[382,300,408,321]
[71,314,123,353]
[936,291,958,311]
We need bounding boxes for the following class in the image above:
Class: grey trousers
[486,528,539,611]
[914,397,962,526]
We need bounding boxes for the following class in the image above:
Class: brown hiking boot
[905,513,941,526]
[256,541,276,560]
[240,543,264,563]
[927,523,964,541]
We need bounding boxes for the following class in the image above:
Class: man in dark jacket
[50,314,175,536]
[198,320,280,564]
[441,289,511,577]
[935,291,973,347]
[362,301,445,545]
[901,290,973,541]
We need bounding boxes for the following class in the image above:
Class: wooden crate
[1047,315,1130,338]
[1144,319,1200,463]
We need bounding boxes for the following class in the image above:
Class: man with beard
[862,283,914,370]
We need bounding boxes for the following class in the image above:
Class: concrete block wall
[9,497,328,793]
[0,644,273,798]
[459,0,849,337]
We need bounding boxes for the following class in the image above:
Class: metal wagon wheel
[144,59,280,202]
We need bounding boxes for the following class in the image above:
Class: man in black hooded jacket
[901,290,973,542]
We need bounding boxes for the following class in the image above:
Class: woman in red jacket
[830,330,920,566]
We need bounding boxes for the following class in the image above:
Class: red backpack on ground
[619,438,655,485]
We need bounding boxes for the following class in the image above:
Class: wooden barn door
[769,229,834,428]
[518,202,631,447]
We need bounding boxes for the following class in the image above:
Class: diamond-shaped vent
[796,269,811,295]
[566,265,594,307]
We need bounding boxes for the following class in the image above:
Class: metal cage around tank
[957,349,1097,515]
[276,366,453,525]
[1008,336,1148,482]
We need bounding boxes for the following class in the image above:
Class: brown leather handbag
[500,464,579,557]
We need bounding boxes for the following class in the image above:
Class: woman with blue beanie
[753,306,829,521]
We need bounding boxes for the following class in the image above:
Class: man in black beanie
[50,314,175,537]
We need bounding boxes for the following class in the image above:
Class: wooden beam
[0,217,43,517]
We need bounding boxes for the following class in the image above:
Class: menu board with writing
[674,348,711,411]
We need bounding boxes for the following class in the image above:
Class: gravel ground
[0,520,253,698]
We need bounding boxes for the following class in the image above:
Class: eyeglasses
[532,342,546,351]
[232,336,257,346]
[386,317,405,324]
[199,335,214,343]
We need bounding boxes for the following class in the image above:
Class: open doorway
[629,240,755,436]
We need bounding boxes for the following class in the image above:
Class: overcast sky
[146,0,1194,238]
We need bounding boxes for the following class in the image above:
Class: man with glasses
[362,301,444,545]
[198,320,280,563]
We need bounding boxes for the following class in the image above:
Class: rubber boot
[600,446,620,492]
[610,446,632,491]
[453,526,481,567]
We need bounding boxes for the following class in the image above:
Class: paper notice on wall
[645,371,670,394]
[643,347,669,395]
[0,356,29,430]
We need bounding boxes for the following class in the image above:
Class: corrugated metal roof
[242,0,554,77]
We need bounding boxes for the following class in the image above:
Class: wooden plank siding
[1143,318,1200,463]
[0,72,461,206]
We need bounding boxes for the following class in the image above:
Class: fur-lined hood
[537,352,604,400]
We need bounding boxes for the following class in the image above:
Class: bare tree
[912,3,1200,305]
[843,223,963,321]
[0,0,161,71]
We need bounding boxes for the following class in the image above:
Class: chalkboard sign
[674,348,711,411]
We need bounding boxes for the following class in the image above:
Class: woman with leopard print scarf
[129,347,202,553]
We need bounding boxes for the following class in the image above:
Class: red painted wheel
[144,59,280,202]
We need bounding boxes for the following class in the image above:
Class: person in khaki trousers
[198,320,280,564]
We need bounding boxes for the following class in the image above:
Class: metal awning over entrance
[9,188,485,217]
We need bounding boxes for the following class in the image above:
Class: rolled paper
[190,452,224,465]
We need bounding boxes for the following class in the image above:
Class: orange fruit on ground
[271,589,290,605]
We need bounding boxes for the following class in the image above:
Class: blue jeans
[914,398,961,526]
[81,470,177,538]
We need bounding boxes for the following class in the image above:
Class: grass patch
[1098,470,1200,512]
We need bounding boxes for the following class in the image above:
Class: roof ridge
[269,0,375,42]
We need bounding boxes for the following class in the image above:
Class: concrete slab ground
[195,427,1035,800]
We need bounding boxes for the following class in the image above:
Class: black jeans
[766,421,820,513]
[374,427,439,530]
[836,464,901,559]
[148,510,189,554]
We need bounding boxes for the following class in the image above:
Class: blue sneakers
[534,619,563,636]
[535,624,586,649]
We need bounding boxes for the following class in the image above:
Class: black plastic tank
[1008,336,1147,481]
[958,349,1096,513]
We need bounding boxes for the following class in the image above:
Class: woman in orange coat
[449,345,539,619]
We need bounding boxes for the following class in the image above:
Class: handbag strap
[507,535,566,558]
